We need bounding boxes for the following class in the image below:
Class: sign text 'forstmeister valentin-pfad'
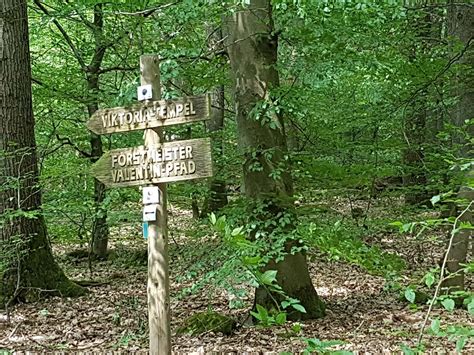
[91,138,212,188]
[87,94,211,135]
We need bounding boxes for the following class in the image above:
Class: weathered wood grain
[91,138,213,188]
[86,94,211,135]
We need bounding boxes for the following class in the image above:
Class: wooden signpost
[88,55,212,355]
[91,138,212,188]
[86,94,211,135]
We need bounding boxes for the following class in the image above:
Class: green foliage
[210,212,308,319]
[428,318,473,353]
[301,338,352,355]
[15,1,472,351]
[176,311,236,335]
[250,304,287,327]
[0,233,31,306]
[298,220,405,277]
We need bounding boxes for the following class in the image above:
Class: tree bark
[0,0,84,306]
[403,14,434,206]
[441,1,473,292]
[87,4,109,259]
[203,86,228,213]
[201,26,228,215]
[225,0,324,320]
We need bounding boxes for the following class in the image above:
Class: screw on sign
[88,55,212,355]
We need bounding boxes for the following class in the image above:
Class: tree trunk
[87,4,109,259]
[0,0,84,306]
[201,26,228,216]
[442,187,473,292]
[403,14,433,206]
[202,82,228,214]
[225,0,324,320]
[441,1,473,292]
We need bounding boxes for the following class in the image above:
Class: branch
[31,77,88,104]
[109,2,179,17]
[33,0,87,71]
[401,36,473,109]
[54,134,92,158]
[97,66,137,75]
[417,200,474,346]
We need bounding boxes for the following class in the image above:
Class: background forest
[0,0,472,353]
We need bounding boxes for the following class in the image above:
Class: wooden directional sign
[87,94,211,135]
[91,138,212,188]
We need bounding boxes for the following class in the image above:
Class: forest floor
[0,195,472,354]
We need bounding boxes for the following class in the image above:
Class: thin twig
[417,200,474,346]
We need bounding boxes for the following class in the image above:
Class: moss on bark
[0,220,86,307]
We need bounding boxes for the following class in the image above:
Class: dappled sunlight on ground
[0,203,472,353]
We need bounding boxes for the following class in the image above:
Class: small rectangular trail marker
[143,186,160,204]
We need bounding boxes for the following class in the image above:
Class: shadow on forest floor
[0,204,472,353]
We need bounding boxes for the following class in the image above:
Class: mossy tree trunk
[225,0,325,320]
[0,0,84,306]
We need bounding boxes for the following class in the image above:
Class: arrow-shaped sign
[91,138,212,188]
[87,94,211,135]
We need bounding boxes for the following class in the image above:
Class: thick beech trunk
[0,0,84,306]
[441,1,473,292]
[225,0,324,320]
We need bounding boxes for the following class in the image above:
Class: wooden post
[141,55,171,355]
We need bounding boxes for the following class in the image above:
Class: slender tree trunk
[87,4,109,259]
[225,0,324,320]
[403,14,433,205]
[0,0,84,306]
[441,1,474,292]
[204,85,228,212]
[201,26,228,215]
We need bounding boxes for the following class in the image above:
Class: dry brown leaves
[0,203,472,354]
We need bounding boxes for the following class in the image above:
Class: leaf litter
[0,202,472,353]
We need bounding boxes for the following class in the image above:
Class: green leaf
[467,298,474,316]
[260,270,278,285]
[400,344,416,355]
[430,318,440,334]
[291,303,307,313]
[404,288,416,303]
[456,336,467,353]
[424,273,435,288]
[249,310,262,321]
[209,213,216,225]
[402,223,412,233]
[431,194,441,206]
[231,226,243,236]
[255,304,268,321]
[242,256,261,266]
[441,298,455,312]
[291,322,302,334]
[275,312,287,325]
